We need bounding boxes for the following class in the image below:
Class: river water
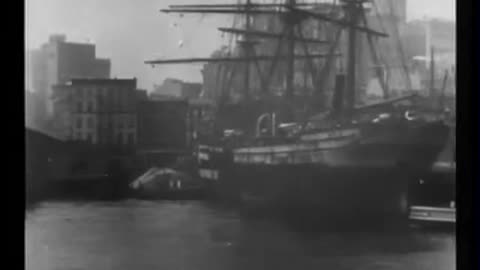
[26,200,455,270]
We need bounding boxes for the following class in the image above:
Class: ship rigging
[147,1,406,116]
[153,0,451,223]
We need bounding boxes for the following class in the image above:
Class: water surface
[26,200,455,270]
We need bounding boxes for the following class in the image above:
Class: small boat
[129,167,206,199]
[409,205,455,224]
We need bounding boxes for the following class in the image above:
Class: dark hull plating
[198,121,450,223]
[215,166,411,220]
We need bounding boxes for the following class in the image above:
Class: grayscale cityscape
[26,0,456,269]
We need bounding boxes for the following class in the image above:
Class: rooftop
[69,78,137,86]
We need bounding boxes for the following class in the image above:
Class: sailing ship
[147,0,450,222]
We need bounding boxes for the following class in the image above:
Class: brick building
[51,78,138,149]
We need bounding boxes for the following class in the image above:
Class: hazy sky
[26,0,455,90]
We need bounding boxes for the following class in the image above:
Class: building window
[87,101,95,112]
[76,117,82,129]
[117,133,123,145]
[112,89,117,108]
[77,102,82,112]
[128,116,135,128]
[102,115,109,128]
[87,117,94,128]
[99,97,104,110]
[116,118,122,129]
[127,133,135,145]
[118,89,124,110]
[121,90,127,111]
[86,133,93,143]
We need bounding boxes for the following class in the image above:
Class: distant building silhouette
[27,34,111,125]
[151,78,202,100]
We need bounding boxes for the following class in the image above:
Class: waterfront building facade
[52,78,138,149]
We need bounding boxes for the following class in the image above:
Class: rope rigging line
[386,0,412,92]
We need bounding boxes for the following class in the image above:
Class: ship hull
[198,121,450,223]
[216,165,410,220]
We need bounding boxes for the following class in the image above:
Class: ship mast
[344,0,361,116]
[147,1,389,118]
[285,0,296,100]
[241,0,253,101]
[289,0,388,115]
[149,1,337,104]
[429,45,436,99]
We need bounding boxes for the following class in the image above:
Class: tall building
[27,34,111,119]
[51,78,138,149]
[25,90,44,130]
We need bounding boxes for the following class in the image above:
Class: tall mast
[285,0,296,100]
[439,69,448,109]
[345,0,361,115]
[243,0,252,101]
[429,46,435,99]
[150,0,387,114]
